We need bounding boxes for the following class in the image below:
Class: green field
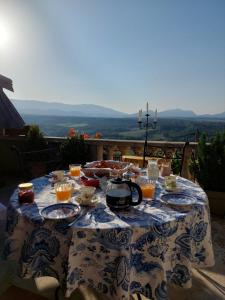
[23,114,225,142]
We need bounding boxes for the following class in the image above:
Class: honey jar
[18,183,34,204]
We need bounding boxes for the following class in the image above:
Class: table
[3,176,214,300]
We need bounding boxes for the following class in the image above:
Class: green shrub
[26,125,47,151]
[190,131,225,192]
[171,157,181,175]
[60,135,88,167]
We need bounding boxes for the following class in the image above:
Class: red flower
[69,128,75,137]
[83,133,90,139]
[95,132,102,139]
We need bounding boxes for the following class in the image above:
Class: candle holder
[138,110,157,168]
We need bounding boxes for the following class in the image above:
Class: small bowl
[80,177,100,187]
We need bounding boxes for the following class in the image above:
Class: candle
[154,109,157,121]
[146,102,149,114]
[138,109,142,122]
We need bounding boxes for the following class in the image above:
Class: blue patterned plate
[41,203,81,220]
[161,193,196,207]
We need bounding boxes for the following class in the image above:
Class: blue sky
[0,0,224,114]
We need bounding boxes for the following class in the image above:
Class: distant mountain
[11,99,225,119]
[198,111,225,119]
[11,99,128,118]
[129,109,225,119]
[129,109,197,118]
[158,109,196,118]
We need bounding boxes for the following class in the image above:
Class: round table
[3,176,214,300]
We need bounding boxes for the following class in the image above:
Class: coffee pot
[106,178,142,210]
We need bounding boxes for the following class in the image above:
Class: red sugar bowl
[80,176,100,188]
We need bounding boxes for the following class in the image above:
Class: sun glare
[0,22,11,50]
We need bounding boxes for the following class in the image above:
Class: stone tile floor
[0,183,225,300]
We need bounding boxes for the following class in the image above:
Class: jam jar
[18,183,34,204]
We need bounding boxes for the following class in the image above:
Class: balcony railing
[0,135,197,180]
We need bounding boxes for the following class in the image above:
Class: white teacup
[76,186,97,206]
[79,186,96,197]
[52,170,65,182]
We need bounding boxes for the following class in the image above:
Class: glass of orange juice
[140,182,155,199]
[69,164,81,177]
[55,182,72,202]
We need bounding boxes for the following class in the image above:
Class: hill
[12,99,128,118]
[12,99,225,119]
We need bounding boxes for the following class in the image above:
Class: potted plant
[60,129,88,167]
[189,131,225,216]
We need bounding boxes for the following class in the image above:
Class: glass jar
[160,161,171,177]
[147,159,159,182]
[18,183,34,204]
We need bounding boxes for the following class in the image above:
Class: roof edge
[0,74,14,92]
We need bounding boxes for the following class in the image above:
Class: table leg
[137,293,142,300]
[54,286,61,300]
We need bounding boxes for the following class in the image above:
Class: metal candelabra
[138,110,157,168]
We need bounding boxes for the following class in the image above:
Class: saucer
[75,194,101,207]
[165,186,183,193]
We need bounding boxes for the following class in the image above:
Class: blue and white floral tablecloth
[3,176,214,300]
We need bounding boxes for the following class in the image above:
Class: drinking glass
[69,164,81,177]
[140,182,155,199]
[159,161,171,177]
[147,159,159,182]
[55,182,72,202]
[164,175,177,190]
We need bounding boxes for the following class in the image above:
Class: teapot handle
[126,181,142,206]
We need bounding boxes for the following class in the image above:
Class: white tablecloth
[3,176,214,300]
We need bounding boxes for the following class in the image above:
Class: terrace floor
[0,182,225,300]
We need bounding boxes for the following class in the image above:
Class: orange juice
[56,189,72,201]
[55,183,72,202]
[69,164,81,177]
[141,183,155,199]
[70,168,80,177]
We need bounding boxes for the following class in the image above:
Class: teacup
[52,170,65,182]
[76,186,97,206]
[79,186,96,197]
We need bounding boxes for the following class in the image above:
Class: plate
[41,203,81,220]
[161,193,196,207]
